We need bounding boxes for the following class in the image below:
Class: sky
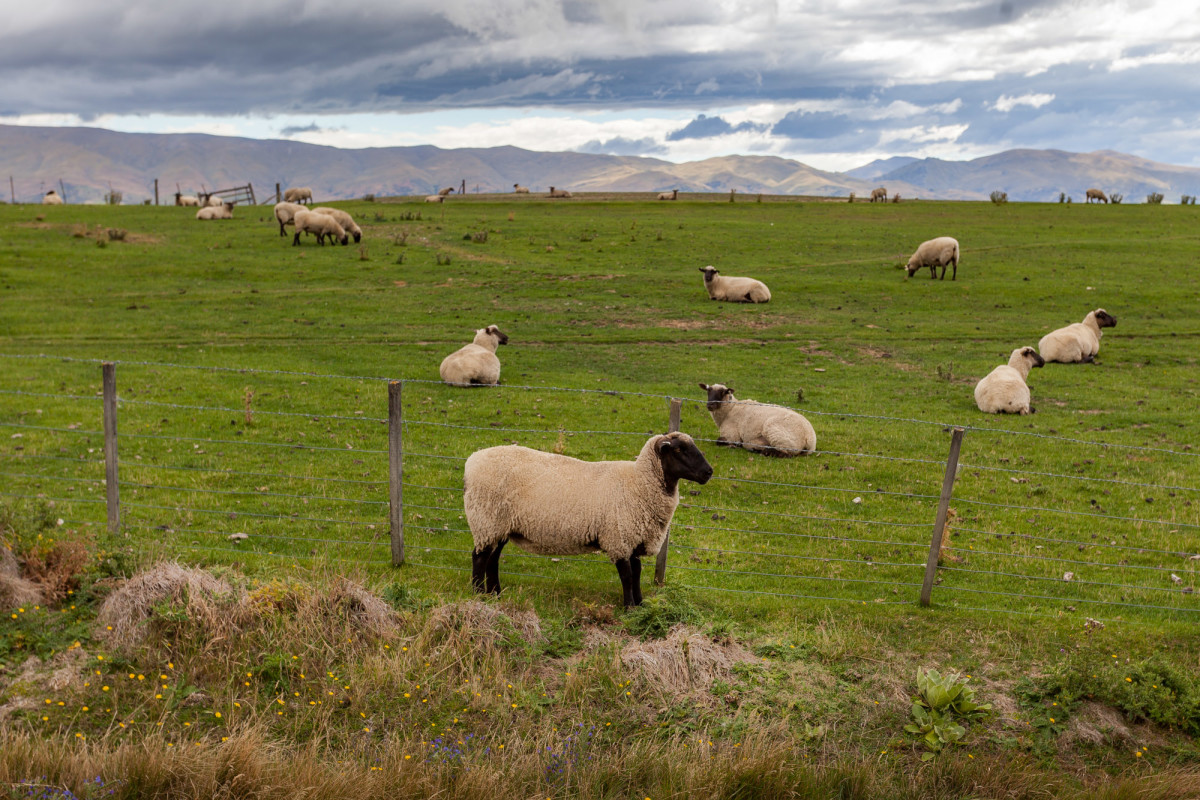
[3,0,1200,171]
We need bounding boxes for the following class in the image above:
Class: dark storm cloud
[279,123,324,137]
[577,136,667,156]
[666,114,768,141]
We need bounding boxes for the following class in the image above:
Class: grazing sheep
[657,189,678,201]
[311,207,363,243]
[439,325,508,386]
[698,383,816,456]
[1038,309,1117,364]
[273,201,306,237]
[196,203,233,220]
[1086,188,1108,204]
[437,187,455,197]
[283,187,313,205]
[292,208,348,245]
[974,347,1045,415]
[513,184,530,193]
[424,194,444,204]
[698,265,771,303]
[176,194,199,207]
[548,186,573,198]
[870,187,888,203]
[464,432,713,607]
[904,236,960,280]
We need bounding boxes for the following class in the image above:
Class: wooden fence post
[154,178,159,206]
[388,380,405,566]
[102,363,121,536]
[920,427,965,606]
[654,397,684,586]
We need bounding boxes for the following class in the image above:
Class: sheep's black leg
[484,540,505,595]
[615,558,636,609]
[292,231,301,246]
[279,220,286,237]
[471,546,491,593]
[630,556,643,606]
[951,258,957,280]
[929,266,936,279]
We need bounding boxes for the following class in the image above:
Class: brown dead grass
[310,578,398,638]
[422,600,543,655]
[0,544,42,608]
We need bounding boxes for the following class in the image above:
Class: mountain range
[3,124,1199,205]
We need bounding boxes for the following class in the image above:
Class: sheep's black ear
[656,437,674,454]
[698,383,709,390]
[725,387,734,397]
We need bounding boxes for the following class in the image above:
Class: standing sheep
[513,184,530,193]
[870,187,888,203]
[196,203,233,220]
[292,209,348,245]
[273,201,307,237]
[464,432,713,607]
[904,236,960,280]
[699,383,816,456]
[42,190,64,205]
[437,187,455,197]
[311,207,363,243]
[1038,309,1117,364]
[548,186,573,198]
[974,347,1045,415]
[698,266,771,303]
[283,187,313,205]
[657,189,678,200]
[439,325,508,386]
[1086,188,1108,204]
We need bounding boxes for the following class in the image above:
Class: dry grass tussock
[301,577,399,638]
[0,542,42,608]
[421,600,543,654]
[94,561,245,651]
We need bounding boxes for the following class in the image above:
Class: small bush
[1110,193,1123,204]
[436,253,452,266]
[362,193,376,202]
[905,667,992,759]
[990,191,1008,205]
[106,228,127,241]
[1058,192,1066,203]
[1181,195,1195,205]
[1146,192,1164,204]
[848,192,856,203]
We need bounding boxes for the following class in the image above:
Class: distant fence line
[1,354,1197,624]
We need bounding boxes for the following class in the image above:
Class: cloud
[576,136,667,156]
[279,122,324,137]
[667,114,767,140]
[991,93,1056,112]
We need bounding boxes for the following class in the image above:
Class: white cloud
[991,93,1056,113]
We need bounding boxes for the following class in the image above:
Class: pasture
[1,195,1199,797]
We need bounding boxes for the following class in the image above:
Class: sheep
[205,194,225,207]
[437,187,455,197]
[548,186,573,198]
[698,265,771,303]
[974,347,1045,415]
[311,206,363,243]
[195,203,233,220]
[513,183,530,193]
[657,189,678,200]
[273,201,306,237]
[904,236,960,280]
[464,432,713,607]
[1086,188,1108,204]
[176,194,199,207]
[1038,309,1117,364]
[439,325,508,386]
[292,208,348,245]
[424,194,444,203]
[698,383,816,456]
[870,187,887,203]
[283,187,313,205]
[42,190,64,205]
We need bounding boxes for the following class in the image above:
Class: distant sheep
[1038,309,1117,364]
[424,195,444,204]
[513,184,530,193]
[974,347,1044,415]
[904,236,959,280]
[870,187,888,203]
[196,203,233,220]
[42,190,64,205]
[176,195,199,207]
[1086,188,1108,204]
[311,207,363,243]
[657,189,678,200]
[273,201,306,237]
[205,195,225,207]
[698,265,771,303]
[548,186,573,198]
[438,187,455,197]
[699,383,816,456]
[463,432,713,607]
[283,187,313,205]
[292,208,347,245]
[439,325,508,386]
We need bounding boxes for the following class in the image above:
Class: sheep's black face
[657,434,713,491]
[1024,348,1045,368]
[353,232,362,243]
[1096,310,1117,328]
[489,326,509,346]
[699,383,734,412]
[699,266,718,282]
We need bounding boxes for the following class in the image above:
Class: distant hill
[3,124,1199,204]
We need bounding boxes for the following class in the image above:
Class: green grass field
[2,195,1199,798]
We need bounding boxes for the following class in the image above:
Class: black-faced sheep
[205,195,226,208]
[196,203,233,220]
[273,201,306,236]
[548,186,573,198]
[974,347,1044,414]
[905,237,960,280]
[437,187,455,197]
[464,432,713,608]
[311,207,363,243]
[439,325,508,386]
[292,209,348,245]
[698,266,771,303]
[657,189,678,200]
[424,195,444,204]
[1038,309,1117,363]
[42,190,64,205]
[513,184,530,193]
[283,187,313,205]
[176,194,199,207]
[1086,188,1108,204]
[698,383,816,456]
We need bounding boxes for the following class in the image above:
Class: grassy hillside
[1,194,1199,798]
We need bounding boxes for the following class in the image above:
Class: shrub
[1181,195,1195,205]
[1058,192,1066,203]
[847,192,856,203]
[1146,192,1164,204]
[990,191,1008,205]
[1110,193,1123,204]
[362,193,376,202]
[106,228,127,241]
[905,667,992,759]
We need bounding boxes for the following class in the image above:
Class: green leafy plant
[905,667,992,759]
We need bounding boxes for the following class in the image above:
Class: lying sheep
[424,195,444,204]
[439,325,508,385]
[283,187,313,205]
[870,187,888,203]
[176,194,199,207]
[292,208,348,245]
[311,207,363,243]
[273,201,307,237]
[513,184,530,193]
[698,265,771,303]
[657,189,678,200]
[699,383,816,456]
[464,432,713,607]
[974,347,1044,414]
[196,203,233,220]
[548,186,573,198]
[1086,188,1108,204]
[437,187,455,197]
[1038,309,1117,363]
[205,195,225,207]
[42,190,64,205]
[905,236,960,280]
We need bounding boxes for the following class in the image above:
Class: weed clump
[621,584,703,639]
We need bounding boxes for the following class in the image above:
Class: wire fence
[1,353,1197,623]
